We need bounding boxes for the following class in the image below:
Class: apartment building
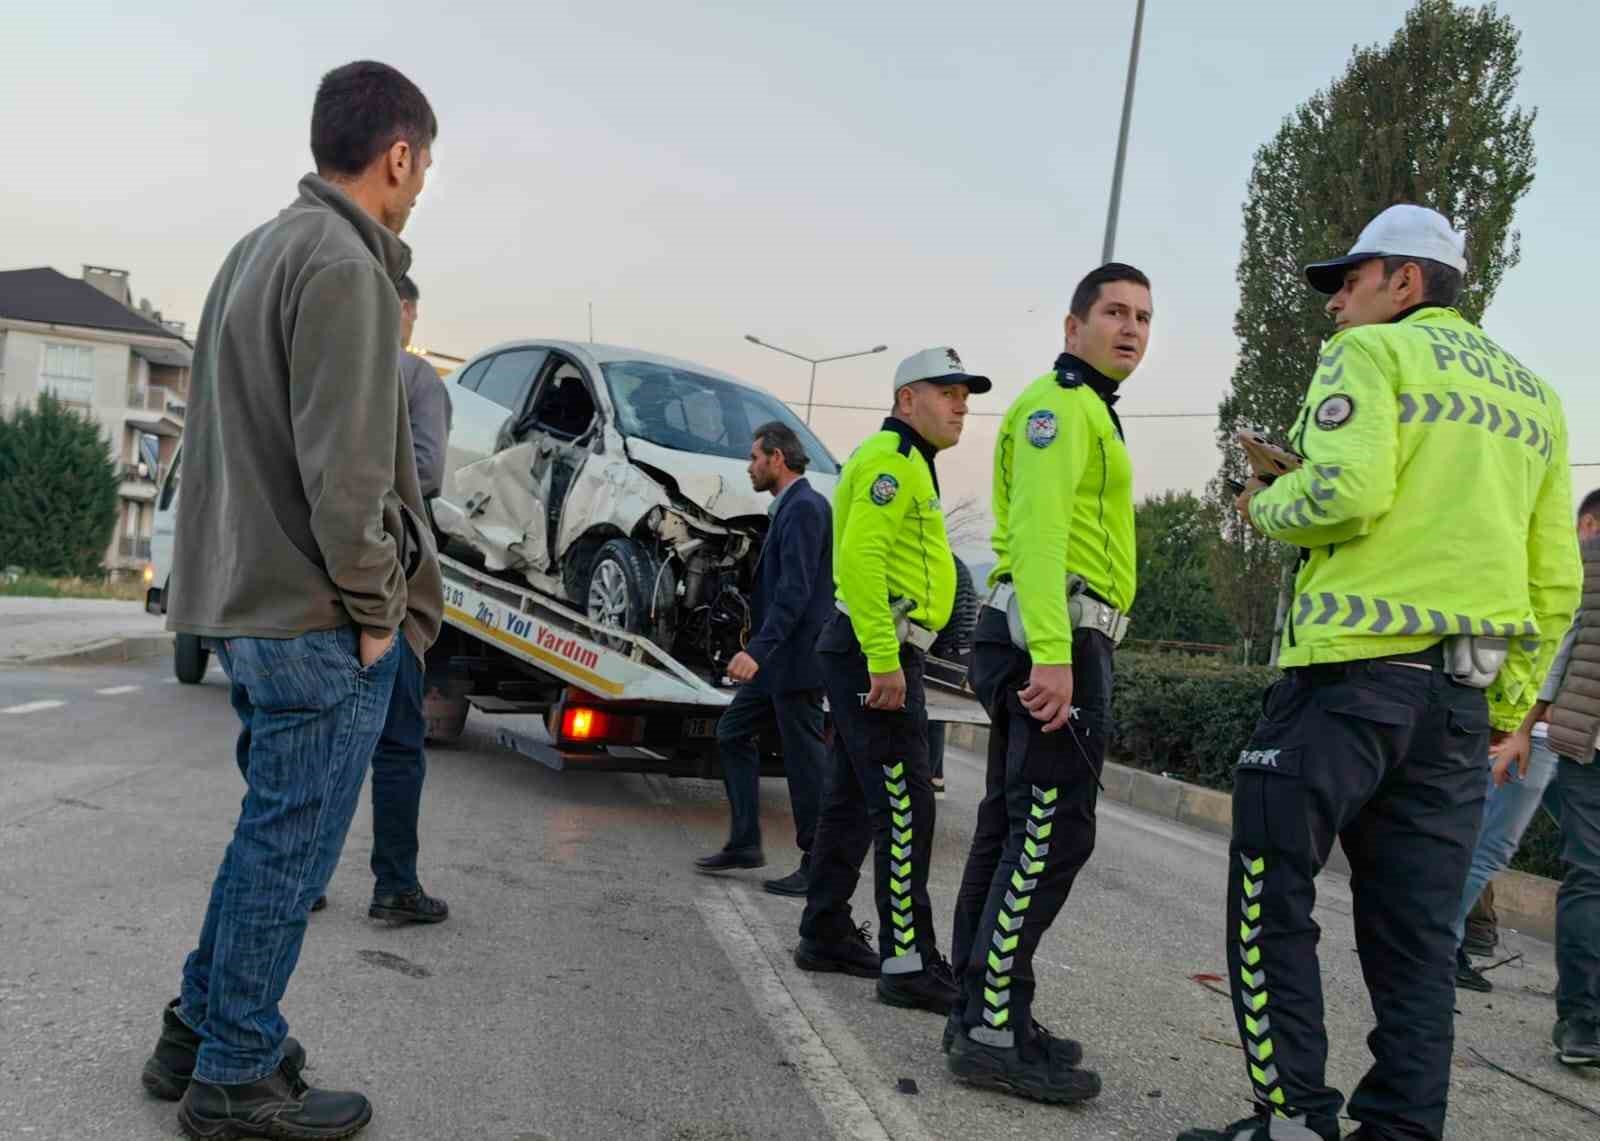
[0,265,192,576]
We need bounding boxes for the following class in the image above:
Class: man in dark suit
[695,421,833,896]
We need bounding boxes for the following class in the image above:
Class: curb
[945,719,1559,942]
[11,633,174,668]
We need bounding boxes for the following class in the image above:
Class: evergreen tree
[1132,491,1238,646]
[0,393,121,577]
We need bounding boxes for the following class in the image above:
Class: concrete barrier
[946,718,1559,941]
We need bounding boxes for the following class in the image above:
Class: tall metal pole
[1101,0,1146,265]
[806,362,819,425]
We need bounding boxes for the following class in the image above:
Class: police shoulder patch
[869,473,900,506]
[1026,409,1058,448]
[1314,394,1354,430]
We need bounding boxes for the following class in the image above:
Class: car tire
[174,632,210,685]
[585,538,662,650]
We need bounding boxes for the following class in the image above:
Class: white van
[145,446,210,683]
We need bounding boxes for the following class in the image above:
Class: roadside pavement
[1,656,1596,1139]
[0,597,168,666]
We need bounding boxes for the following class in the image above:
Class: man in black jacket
[695,421,832,896]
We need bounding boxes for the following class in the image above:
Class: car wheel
[174,632,210,684]
[585,538,661,650]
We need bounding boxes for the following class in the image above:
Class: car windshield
[600,361,839,474]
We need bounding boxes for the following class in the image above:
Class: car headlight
[142,564,155,585]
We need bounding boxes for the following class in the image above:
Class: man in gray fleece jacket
[143,61,441,1141]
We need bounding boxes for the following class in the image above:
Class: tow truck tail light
[557,705,644,745]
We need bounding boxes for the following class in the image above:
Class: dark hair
[396,275,419,303]
[1580,488,1600,522]
[1069,262,1151,321]
[311,61,437,177]
[1380,256,1463,308]
[753,420,809,474]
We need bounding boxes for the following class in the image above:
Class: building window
[42,343,96,405]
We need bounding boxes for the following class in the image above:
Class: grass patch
[0,573,148,601]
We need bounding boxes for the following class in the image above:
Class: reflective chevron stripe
[1397,389,1555,458]
[882,762,916,960]
[979,785,1059,1048]
[1291,593,1536,638]
[1235,851,1292,1115]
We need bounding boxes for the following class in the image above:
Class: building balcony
[118,535,152,561]
[125,385,184,415]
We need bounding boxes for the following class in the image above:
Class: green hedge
[1109,652,1565,882]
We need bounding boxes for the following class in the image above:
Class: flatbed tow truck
[428,553,988,778]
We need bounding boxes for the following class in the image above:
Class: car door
[521,353,605,563]
[435,347,554,573]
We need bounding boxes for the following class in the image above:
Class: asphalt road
[2,653,1597,1139]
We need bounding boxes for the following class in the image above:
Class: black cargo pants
[950,607,1113,1047]
[799,612,938,973]
[1225,652,1488,1140]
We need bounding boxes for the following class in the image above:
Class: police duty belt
[986,581,1131,650]
[835,600,939,652]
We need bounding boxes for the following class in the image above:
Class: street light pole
[1102,0,1146,264]
[744,335,888,424]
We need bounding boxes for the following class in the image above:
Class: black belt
[1292,641,1444,677]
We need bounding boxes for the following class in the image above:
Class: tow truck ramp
[436,554,988,775]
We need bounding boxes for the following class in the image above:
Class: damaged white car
[434,340,840,676]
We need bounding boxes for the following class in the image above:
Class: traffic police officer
[1180,205,1581,1141]
[945,263,1152,1104]
[795,347,990,1015]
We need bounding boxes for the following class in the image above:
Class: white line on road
[95,685,141,696]
[2,700,66,715]
[697,885,932,1141]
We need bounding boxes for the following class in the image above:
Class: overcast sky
[6,0,1596,514]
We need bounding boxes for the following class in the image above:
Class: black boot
[368,886,449,924]
[877,951,960,1014]
[1176,1107,1339,1140]
[1454,946,1492,993]
[177,1060,371,1140]
[693,846,766,873]
[142,999,306,1102]
[794,923,880,977]
[947,1023,1101,1105]
[762,866,809,897]
[942,1007,1082,1067]
[1557,1017,1600,1067]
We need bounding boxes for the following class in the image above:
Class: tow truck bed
[435,554,988,776]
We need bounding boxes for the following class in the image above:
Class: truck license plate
[685,718,717,739]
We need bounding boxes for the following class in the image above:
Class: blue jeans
[716,685,825,859]
[178,627,400,1084]
[1546,755,1600,1025]
[1452,737,1560,946]
[370,641,426,896]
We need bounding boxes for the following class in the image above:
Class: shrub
[1111,651,1278,790]
[1109,650,1563,881]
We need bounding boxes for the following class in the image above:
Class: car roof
[466,339,756,389]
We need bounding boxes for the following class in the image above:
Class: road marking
[696,885,931,1141]
[2,700,66,715]
[95,685,141,696]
